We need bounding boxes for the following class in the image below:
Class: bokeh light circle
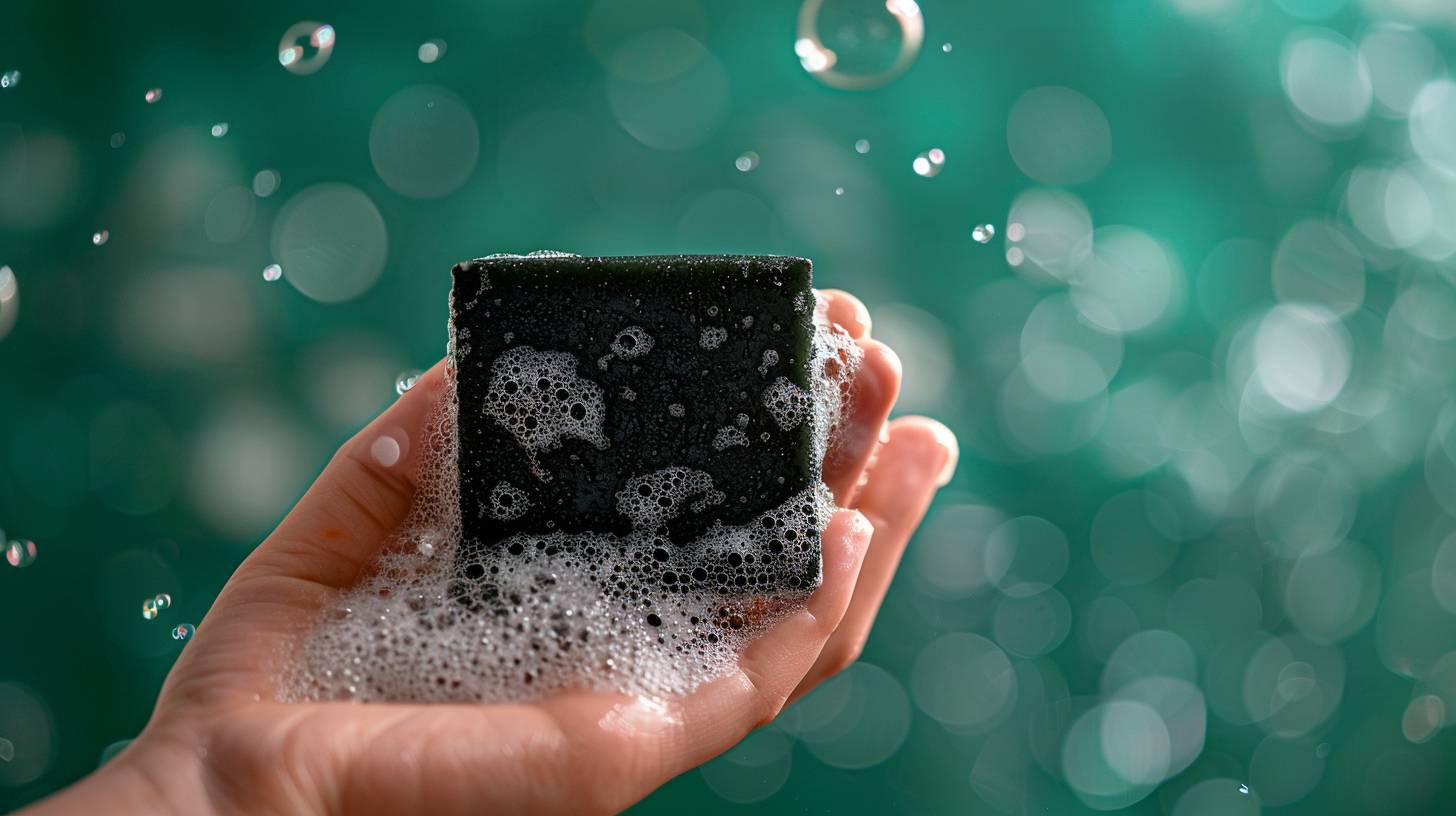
[792,662,911,768]
[272,183,388,303]
[369,85,480,199]
[1281,28,1372,129]
[910,632,1017,730]
[1071,226,1183,335]
[1007,86,1112,185]
[698,726,793,803]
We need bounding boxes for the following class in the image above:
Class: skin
[22,290,956,815]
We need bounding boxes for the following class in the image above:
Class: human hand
[23,290,957,815]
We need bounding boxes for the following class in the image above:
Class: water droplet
[210,122,229,138]
[91,230,109,246]
[171,623,195,641]
[1,70,20,89]
[141,598,159,620]
[972,223,996,244]
[278,21,336,75]
[109,132,126,149]
[735,151,759,172]
[854,139,871,154]
[941,42,953,53]
[834,186,845,196]
[144,88,163,104]
[154,592,171,610]
[262,264,283,282]
[395,369,423,395]
[418,39,446,63]
[796,0,925,90]
[1238,783,1250,795]
[912,148,945,177]
[4,539,36,568]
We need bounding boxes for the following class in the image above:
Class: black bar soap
[449,254,824,598]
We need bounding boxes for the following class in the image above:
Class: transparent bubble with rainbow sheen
[278,21,336,75]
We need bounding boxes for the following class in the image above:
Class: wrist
[19,731,215,816]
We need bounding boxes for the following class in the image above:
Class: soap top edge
[451,254,813,277]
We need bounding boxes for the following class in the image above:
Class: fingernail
[926,420,959,486]
[852,299,872,337]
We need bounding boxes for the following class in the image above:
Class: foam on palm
[281,292,860,704]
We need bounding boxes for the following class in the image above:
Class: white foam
[281,294,861,705]
[700,326,728,349]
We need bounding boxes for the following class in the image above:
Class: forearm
[18,740,212,816]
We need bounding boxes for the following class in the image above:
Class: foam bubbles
[282,299,860,704]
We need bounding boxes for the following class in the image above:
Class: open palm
[26,290,955,815]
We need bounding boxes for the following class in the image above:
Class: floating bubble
[972,223,995,243]
[369,85,480,199]
[735,151,759,172]
[1247,304,1351,414]
[795,0,925,90]
[911,633,1016,730]
[271,183,388,303]
[1281,28,1371,129]
[154,592,171,610]
[4,539,36,568]
[395,369,423,395]
[144,88,163,104]
[0,70,19,89]
[941,42,952,53]
[171,623,195,641]
[418,39,446,63]
[141,598,159,620]
[912,148,945,177]
[252,169,280,197]
[0,264,17,342]
[210,122,229,138]
[854,138,870,154]
[278,21,336,75]
[91,229,109,246]
[1402,694,1445,743]
[1007,86,1112,185]
[834,186,845,196]
[262,264,282,282]
[1004,188,1093,282]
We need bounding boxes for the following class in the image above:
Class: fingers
[818,288,872,339]
[822,339,900,503]
[240,359,449,589]
[790,417,957,702]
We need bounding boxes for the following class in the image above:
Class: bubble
[734,151,759,172]
[1005,188,1093,282]
[262,264,283,282]
[1113,676,1207,779]
[795,662,911,768]
[1281,28,1372,129]
[1410,79,1456,178]
[142,598,158,620]
[912,148,945,177]
[911,632,1017,730]
[278,21,336,75]
[144,87,162,104]
[1007,86,1112,185]
[418,39,446,63]
[4,539,36,568]
[0,264,17,342]
[209,122,229,138]
[698,726,793,804]
[271,183,388,303]
[834,185,845,196]
[1247,304,1351,414]
[171,623,195,641]
[485,346,608,477]
[91,229,109,246]
[1402,694,1445,743]
[1071,226,1182,335]
[972,223,996,244]
[252,169,280,197]
[369,85,480,199]
[154,592,171,610]
[0,70,19,89]
[854,138,870,154]
[1271,218,1364,315]
[699,326,728,349]
[941,42,952,53]
[395,369,423,395]
[795,0,925,90]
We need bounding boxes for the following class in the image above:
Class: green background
[5,0,1456,812]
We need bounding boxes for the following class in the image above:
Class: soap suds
[281,294,861,704]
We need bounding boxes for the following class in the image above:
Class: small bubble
[278,21,336,75]
[972,223,996,244]
[252,169,280,197]
[1238,783,1250,795]
[834,186,845,196]
[418,40,446,63]
[913,148,945,177]
[4,539,37,568]
[735,151,759,172]
[1007,222,1026,242]
[154,592,171,610]
[854,139,871,154]
[210,122,229,138]
[1006,247,1025,266]
[171,623,195,642]
[144,88,163,104]
[262,264,283,282]
[142,598,159,620]
[109,132,126,149]
[1,70,20,89]
[417,534,436,557]
[395,369,423,395]
[942,42,953,53]
[91,230,109,246]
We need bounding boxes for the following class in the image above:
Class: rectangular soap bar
[449,254,822,592]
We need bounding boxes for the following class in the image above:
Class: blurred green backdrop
[6,0,1456,812]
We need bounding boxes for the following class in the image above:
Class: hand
[23,290,957,815]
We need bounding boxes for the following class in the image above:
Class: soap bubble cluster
[4,539,37,568]
[281,300,860,704]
